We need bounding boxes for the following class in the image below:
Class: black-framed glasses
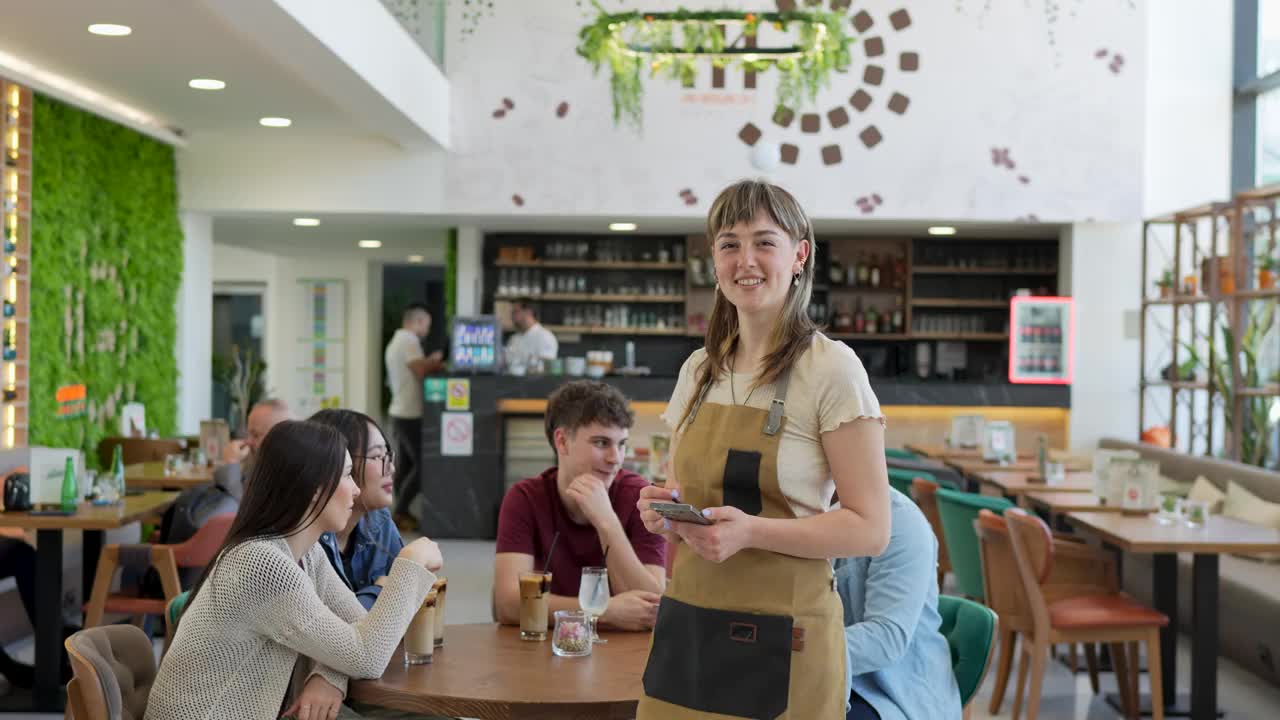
[354,449,395,466]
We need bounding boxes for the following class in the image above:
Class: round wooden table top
[349,623,651,720]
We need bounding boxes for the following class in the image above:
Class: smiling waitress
[638,179,891,719]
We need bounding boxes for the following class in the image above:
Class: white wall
[1143,0,1234,217]
[212,237,448,419]
[444,1,1146,221]
[177,131,448,215]
[456,226,483,316]
[1064,223,1144,452]
[176,213,213,434]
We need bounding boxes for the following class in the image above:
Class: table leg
[33,529,65,712]
[82,529,103,614]
[1190,554,1219,720]
[1153,552,1178,709]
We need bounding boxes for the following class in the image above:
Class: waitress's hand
[672,506,754,563]
[637,483,681,540]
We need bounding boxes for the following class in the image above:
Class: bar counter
[416,374,1068,538]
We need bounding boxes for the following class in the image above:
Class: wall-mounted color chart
[295,279,347,415]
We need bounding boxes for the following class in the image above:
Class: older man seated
[835,488,961,720]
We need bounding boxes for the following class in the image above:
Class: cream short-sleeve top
[661,333,884,518]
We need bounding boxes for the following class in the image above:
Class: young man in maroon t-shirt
[494,380,667,631]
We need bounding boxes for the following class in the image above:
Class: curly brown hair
[544,380,634,452]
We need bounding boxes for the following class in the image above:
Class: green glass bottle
[112,444,126,503]
[60,457,77,512]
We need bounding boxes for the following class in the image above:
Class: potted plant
[1259,253,1278,290]
[1155,269,1174,298]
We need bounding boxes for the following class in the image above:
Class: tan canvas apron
[638,367,846,720]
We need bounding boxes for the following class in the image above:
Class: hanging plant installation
[577,4,854,129]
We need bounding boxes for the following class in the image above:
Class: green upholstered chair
[938,594,999,715]
[164,590,190,649]
[885,448,919,460]
[887,467,936,497]
[934,489,1014,601]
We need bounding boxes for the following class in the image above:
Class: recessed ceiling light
[293,217,320,227]
[407,254,425,263]
[88,24,132,37]
[609,222,637,232]
[358,240,383,249]
[188,78,226,91]
[927,226,957,236]
[259,117,292,128]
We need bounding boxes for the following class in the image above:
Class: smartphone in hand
[649,501,714,526]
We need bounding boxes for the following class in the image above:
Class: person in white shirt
[505,302,558,369]
[383,304,443,531]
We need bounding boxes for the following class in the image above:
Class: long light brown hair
[676,179,818,430]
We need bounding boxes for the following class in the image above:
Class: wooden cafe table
[905,443,1033,461]
[1066,511,1280,719]
[976,470,1095,501]
[0,491,178,711]
[125,461,214,491]
[1022,490,1153,527]
[351,623,650,719]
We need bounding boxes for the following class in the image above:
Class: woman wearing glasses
[310,409,409,610]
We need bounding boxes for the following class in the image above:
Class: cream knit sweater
[144,537,434,720]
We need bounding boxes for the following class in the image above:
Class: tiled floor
[5,538,1279,719]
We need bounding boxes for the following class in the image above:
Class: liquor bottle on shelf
[892,255,906,290]
[869,256,881,288]
[865,308,879,334]
[857,253,870,286]
[829,256,844,286]
[891,297,904,333]
[853,298,866,333]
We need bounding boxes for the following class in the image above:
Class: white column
[1065,222,1143,453]
[176,213,214,434]
[456,226,483,316]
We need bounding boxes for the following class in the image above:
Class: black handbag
[3,471,31,512]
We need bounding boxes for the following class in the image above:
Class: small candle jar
[551,610,592,657]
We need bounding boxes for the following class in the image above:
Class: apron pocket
[644,596,791,719]
[722,449,763,516]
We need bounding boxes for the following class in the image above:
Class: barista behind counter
[505,301,558,371]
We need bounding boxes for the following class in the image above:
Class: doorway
[381,265,446,411]
[212,283,266,435]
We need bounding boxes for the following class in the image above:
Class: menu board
[295,280,347,414]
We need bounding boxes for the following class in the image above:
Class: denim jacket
[834,489,962,720]
[318,508,404,610]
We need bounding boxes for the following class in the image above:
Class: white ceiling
[0,0,376,138]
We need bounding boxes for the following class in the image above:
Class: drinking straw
[542,531,561,573]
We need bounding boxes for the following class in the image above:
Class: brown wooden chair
[83,513,233,648]
[974,509,1118,714]
[97,437,185,469]
[910,477,952,590]
[1003,509,1167,720]
[64,624,157,720]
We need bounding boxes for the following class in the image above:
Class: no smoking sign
[441,412,473,456]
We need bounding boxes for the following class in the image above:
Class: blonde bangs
[706,179,812,247]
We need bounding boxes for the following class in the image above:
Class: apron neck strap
[684,361,793,435]
[763,366,792,436]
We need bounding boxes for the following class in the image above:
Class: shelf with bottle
[545,325,688,337]
[911,298,1009,308]
[820,296,907,336]
[495,259,686,271]
[912,332,1010,342]
[538,293,686,303]
[912,266,1057,276]
[823,252,908,293]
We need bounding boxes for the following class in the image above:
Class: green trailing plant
[1181,300,1278,467]
[31,95,182,462]
[577,4,854,129]
[1155,269,1174,290]
[1259,252,1279,272]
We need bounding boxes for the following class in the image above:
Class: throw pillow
[1187,476,1226,513]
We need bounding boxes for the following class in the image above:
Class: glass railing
[381,0,446,69]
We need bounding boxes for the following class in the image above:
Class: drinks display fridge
[1009,296,1074,384]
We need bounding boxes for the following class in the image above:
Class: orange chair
[910,478,952,590]
[83,513,234,648]
[1003,509,1167,720]
[65,625,157,720]
[974,509,1119,714]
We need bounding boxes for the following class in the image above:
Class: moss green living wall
[30,95,182,458]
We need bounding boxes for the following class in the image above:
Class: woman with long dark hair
[637,179,891,719]
[309,409,406,609]
[146,420,443,720]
